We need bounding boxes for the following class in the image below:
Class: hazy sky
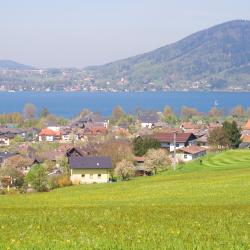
[1,0,250,68]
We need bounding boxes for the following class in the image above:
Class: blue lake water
[0,91,250,118]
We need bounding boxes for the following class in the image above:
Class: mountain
[86,20,250,91]
[0,60,34,70]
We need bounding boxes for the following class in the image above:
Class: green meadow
[0,150,250,250]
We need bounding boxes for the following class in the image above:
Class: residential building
[69,156,112,184]
[152,132,197,152]
[177,145,206,162]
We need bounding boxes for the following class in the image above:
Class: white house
[152,132,197,152]
[176,145,206,162]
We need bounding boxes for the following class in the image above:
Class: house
[152,132,197,152]
[38,128,61,142]
[69,156,112,184]
[0,152,18,167]
[139,114,160,129]
[180,122,200,132]
[71,113,109,129]
[61,129,79,142]
[134,156,146,176]
[0,135,12,146]
[239,135,250,148]
[177,145,206,162]
[241,119,250,136]
[195,134,209,148]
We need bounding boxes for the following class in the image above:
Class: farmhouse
[139,114,160,129]
[38,128,61,142]
[152,132,197,152]
[0,152,18,167]
[177,145,206,162]
[69,156,112,184]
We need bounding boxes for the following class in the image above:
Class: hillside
[86,20,250,91]
[0,150,249,249]
[0,60,34,70]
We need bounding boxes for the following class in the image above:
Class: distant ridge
[0,60,34,70]
[86,20,250,90]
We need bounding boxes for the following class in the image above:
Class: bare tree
[23,103,37,119]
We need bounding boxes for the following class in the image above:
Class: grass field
[0,150,250,249]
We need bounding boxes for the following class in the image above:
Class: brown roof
[134,156,145,162]
[244,119,250,130]
[179,145,206,154]
[152,132,197,143]
[180,122,199,130]
[242,135,250,143]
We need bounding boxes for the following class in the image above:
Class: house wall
[169,142,185,152]
[141,123,154,129]
[177,151,206,162]
[39,135,54,142]
[0,138,10,146]
[70,169,110,184]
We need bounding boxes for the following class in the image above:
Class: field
[0,150,250,249]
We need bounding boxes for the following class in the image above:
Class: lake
[0,91,250,118]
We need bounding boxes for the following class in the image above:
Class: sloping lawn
[0,150,249,249]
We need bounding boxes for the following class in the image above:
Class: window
[98,174,101,179]
[176,143,179,147]
[81,174,85,178]
[184,154,187,159]
[90,174,93,179]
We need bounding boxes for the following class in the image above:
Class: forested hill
[0,60,34,70]
[86,20,250,91]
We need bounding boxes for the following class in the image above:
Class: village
[0,104,247,193]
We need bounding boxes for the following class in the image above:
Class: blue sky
[0,0,250,68]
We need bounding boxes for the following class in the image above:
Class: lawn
[0,150,250,249]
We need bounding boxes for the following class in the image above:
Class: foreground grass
[0,150,250,249]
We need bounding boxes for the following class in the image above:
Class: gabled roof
[39,128,61,136]
[179,145,206,154]
[244,119,250,130]
[139,114,159,123]
[69,156,112,169]
[0,152,17,160]
[242,135,250,143]
[152,132,197,143]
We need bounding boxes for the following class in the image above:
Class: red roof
[152,132,196,143]
[39,128,61,136]
[179,145,206,154]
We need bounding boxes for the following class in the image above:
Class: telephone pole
[173,131,177,171]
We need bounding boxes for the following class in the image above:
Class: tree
[112,106,125,122]
[163,106,177,124]
[208,127,230,149]
[181,106,199,120]
[208,121,241,149]
[40,108,49,118]
[0,165,24,188]
[223,121,241,149]
[23,103,37,119]
[98,139,133,178]
[25,165,49,192]
[80,108,91,118]
[133,137,161,156]
[231,105,244,118]
[144,149,171,174]
[208,107,223,118]
[115,159,135,180]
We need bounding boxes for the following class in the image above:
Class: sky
[0,0,250,68]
